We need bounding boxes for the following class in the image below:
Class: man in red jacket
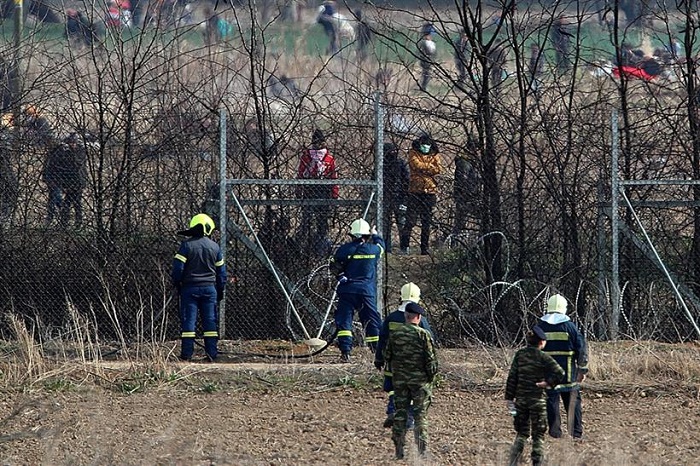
[297,129,338,250]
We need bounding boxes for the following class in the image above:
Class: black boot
[392,435,405,460]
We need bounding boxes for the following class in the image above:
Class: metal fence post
[219,107,227,338]
[374,92,385,316]
[611,109,619,340]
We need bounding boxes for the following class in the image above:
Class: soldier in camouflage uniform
[505,326,565,466]
[383,302,438,459]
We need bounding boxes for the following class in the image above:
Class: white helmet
[350,219,371,237]
[401,282,421,303]
[546,294,568,314]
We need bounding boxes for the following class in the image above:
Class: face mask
[419,144,431,154]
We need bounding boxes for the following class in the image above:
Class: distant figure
[266,73,301,103]
[355,8,373,63]
[417,23,437,91]
[42,133,88,227]
[203,6,222,45]
[0,129,17,225]
[488,44,508,91]
[450,138,480,239]
[375,67,393,92]
[65,9,96,48]
[240,118,277,176]
[454,28,470,86]
[106,0,132,29]
[529,43,544,92]
[317,1,338,54]
[381,142,409,253]
[551,16,573,74]
[23,105,54,148]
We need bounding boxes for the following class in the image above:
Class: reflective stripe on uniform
[214,259,224,267]
[388,390,394,396]
[553,382,580,390]
[544,350,575,356]
[349,254,376,259]
[365,335,379,343]
[181,331,196,338]
[384,370,393,377]
[175,254,187,263]
[337,330,353,337]
[545,350,574,382]
[388,321,403,330]
[545,332,569,341]
[203,331,218,337]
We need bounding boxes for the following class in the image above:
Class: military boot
[415,430,427,456]
[392,435,405,460]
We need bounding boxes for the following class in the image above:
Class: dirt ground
[1,347,699,466]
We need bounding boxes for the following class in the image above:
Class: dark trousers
[400,193,436,253]
[179,285,219,360]
[546,389,583,439]
[382,200,403,252]
[334,292,381,354]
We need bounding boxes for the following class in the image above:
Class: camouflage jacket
[505,346,565,403]
[384,323,438,386]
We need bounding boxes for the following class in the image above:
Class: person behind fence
[450,138,480,239]
[42,133,88,227]
[383,301,438,459]
[505,326,565,466]
[297,128,338,247]
[538,293,589,440]
[317,0,338,54]
[399,134,441,256]
[0,142,17,224]
[329,218,384,362]
[374,282,434,429]
[171,213,227,362]
[382,142,409,253]
[354,8,373,63]
[551,15,573,74]
[417,23,437,91]
[454,28,470,86]
[65,9,96,48]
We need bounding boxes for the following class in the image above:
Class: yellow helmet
[189,213,215,236]
[401,282,421,303]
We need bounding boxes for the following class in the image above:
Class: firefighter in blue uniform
[374,282,434,428]
[537,293,588,439]
[172,213,227,361]
[331,218,385,362]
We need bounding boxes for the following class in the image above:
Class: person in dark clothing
[266,73,302,103]
[538,294,589,440]
[450,139,480,239]
[65,9,96,48]
[330,218,384,362]
[0,134,17,224]
[172,213,227,361]
[374,282,434,429]
[317,1,338,54]
[505,326,565,466]
[454,28,470,86]
[399,134,441,255]
[42,133,88,227]
[23,105,54,148]
[354,8,373,63]
[381,142,409,253]
[488,44,508,91]
[529,43,544,92]
[551,16,573,74]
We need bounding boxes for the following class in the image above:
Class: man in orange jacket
[399,134,441,255]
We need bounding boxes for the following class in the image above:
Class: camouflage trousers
[391,382,432,448]
[509,399,547,466]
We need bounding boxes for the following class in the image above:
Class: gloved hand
[374,360,384,370]
[337,273,348,284]
[576,372,586,383]
[371,225,378,235]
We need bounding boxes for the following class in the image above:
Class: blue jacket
[172,236,227,292]
[374,302,433,368]
[538,313,588,392]
[332,235,385,297]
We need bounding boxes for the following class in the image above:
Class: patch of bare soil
[1,347,699,465]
